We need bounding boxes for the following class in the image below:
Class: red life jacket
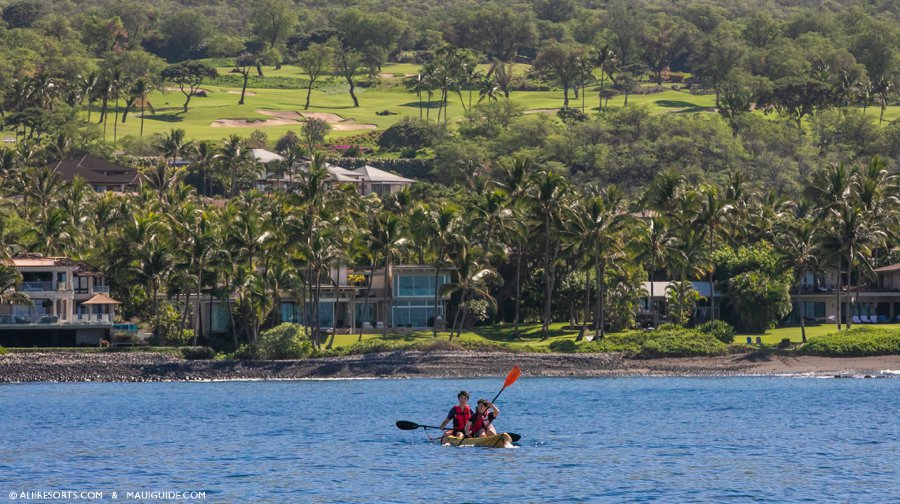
[452,405,472,431]
[470,410,491,434]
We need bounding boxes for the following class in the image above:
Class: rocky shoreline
[1,351,899,383]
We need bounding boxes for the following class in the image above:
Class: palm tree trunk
[650,268,658,326]
[709,228,716,321]
[595,260,605,340]
[384,254,391,338]
[433,258,441,338]
[140,99,145,139]
[847,249,854,329]
[798,272,806,343]
[359,263,376,341]
[541,215,552,340]
[836,261,842,330]
[194,259,203,346]
[576,272,590,341]
[514,236,522,340]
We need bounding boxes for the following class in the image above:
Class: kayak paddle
[457,364,523,443]
[396,420,521,442]
[490,364,522,404]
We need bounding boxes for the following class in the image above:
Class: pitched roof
[82,293,121,305]
[251,148,284,163]
[50,155,140,186]
[351,165,414,184]
[875,262,900,273]
[326,164,364,183]
[2,254,100,274]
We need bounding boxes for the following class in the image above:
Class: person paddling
[439,390,472,436]
[466,399,499,437]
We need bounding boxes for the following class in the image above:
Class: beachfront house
[50,155,142,193]
[255,157,414,196]
[786,262,900,324]
[639,280,721,325]
[191,264,451,340]
[0,254,121,346]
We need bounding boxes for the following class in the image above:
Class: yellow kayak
[440,433,513,448]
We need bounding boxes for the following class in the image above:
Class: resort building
[50,155,142,193]
[0,254,122,346]
[787,263,900,324]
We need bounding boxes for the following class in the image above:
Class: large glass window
[395,274,448,298]
[211,304,231,332]
[392,300,443,327]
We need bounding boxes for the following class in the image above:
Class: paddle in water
[396,420,521,442]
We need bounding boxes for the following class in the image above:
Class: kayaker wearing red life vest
[439,390,472,436]
[466,399,499,437]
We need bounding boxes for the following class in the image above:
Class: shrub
[799,327,900,357]
[0,346,7,355]
[579,326,727,357]
[549,339,578,353]
[377,118,440,151]
[697,320,736,344]
[258,323,313,359]
[181,346,216,360]
[232,343,258,360]
[557,107,589,123]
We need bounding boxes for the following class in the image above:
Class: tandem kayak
[440,433,514,448]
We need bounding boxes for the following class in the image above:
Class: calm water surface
[1,377,898,503]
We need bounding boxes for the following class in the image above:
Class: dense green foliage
[180,346,216,360]
[799,327,900,357]
[257,323,314,359]
[579,324,728,357]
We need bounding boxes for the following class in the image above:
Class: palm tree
[444,243,499,339]
[0,264,31,307]
[369,210,407,338]
[219,135,253,198]
[157,129,191,167]
[189,141,218,197]
[497,155,534,338]
[696,185,733,321]
[633,217,677,326]
[571,188,630,339]
[414,202,461,338]
[805,162,853,329]
[530,170,571,340]
[778,218,822,342]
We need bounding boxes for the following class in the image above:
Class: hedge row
[799,327,900,357]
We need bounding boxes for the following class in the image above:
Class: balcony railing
[20,281,53,291]
[93,285,110,293]
[0,314,112,325]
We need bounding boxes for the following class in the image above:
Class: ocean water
[0,377,898,503]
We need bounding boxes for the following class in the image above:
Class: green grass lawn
[325,321,900,352]
[736,323,900,346]
[328,322,581,351]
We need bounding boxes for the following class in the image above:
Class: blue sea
[1,377,898,503]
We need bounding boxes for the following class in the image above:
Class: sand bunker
[209,110,377,130]
[211,118,297,128]
[525,108,560,114]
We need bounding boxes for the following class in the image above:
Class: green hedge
[579,325,728,357]
[799,327,900,357]
[0,346,7,355]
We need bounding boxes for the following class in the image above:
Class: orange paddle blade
[504,365,522,388]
